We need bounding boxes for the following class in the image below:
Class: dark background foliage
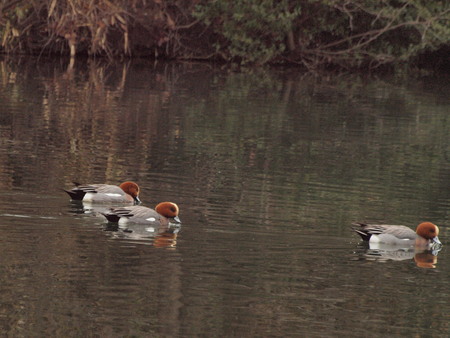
[1,0,449,70]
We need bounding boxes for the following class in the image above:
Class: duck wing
[352,223,416,241]
[64,183,100,200]
[102,206,161,223]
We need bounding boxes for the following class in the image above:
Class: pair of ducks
[64,181,180,226]
[64,181,442,248]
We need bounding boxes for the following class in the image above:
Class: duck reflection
[356,242,441,269]
[68,200,122,217]
[104,221,181,248]
[414,251,439,269]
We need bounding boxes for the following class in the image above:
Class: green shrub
[1,0,449,69]
[194,0,301,64]
[194,0,450,68]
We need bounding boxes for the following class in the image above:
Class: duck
[352,222,441,247]
[64,181,141,204]
[101,202,180,226]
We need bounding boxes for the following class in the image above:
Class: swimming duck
[352,222,441,247]
[64,181,141,204]
[101,202,180,226]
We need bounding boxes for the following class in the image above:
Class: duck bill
[172,216,181,224]
[134,196,142,205]
[432,237,442,246]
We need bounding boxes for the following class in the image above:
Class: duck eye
[170,207,176,212]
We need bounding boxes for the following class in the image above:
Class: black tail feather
[63,189,86,200]
[101,212,121,223]
[352,222,371,241]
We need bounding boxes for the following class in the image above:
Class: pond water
[0,57,449,337]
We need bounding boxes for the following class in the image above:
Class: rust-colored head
[416,222,439,240]
[155,202,180,220]
[119,181,141,204]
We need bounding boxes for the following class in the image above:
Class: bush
[193,0,301,64]
[193,0,450,69]
[1,0,449,69]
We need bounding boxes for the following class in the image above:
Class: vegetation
[0,0,449,70]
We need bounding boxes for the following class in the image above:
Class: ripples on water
[0,59,449,336]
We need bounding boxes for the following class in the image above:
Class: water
[0,57,449,337]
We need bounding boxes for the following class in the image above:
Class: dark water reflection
[0,57,449,336]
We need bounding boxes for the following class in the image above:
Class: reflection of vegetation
[0,60,448,227]
[0,59,448,336]
[0,59,180,189]
[0,1,449,69]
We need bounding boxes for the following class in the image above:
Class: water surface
[0,58,449,337]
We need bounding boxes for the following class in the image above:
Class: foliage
[194,0,450,69]
[0,0,192,57]
[193,0,301,64]
[0,0,449,69]
[300,0,450,69]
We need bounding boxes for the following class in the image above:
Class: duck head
[155,202,180,223]
[416,222,441,245]
[119,181,141,204]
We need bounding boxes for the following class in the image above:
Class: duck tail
[351,222,371,241]
[100,211,121,223]
[63,189,86,200]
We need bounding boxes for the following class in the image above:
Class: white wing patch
[145,217,156,222]
[105,193,122,197]
[83,193,95,201]
[369,235,381,243]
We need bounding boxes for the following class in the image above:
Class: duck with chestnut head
[64,181,141,204]
[101,202,180,226]
[352,222,441,247]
